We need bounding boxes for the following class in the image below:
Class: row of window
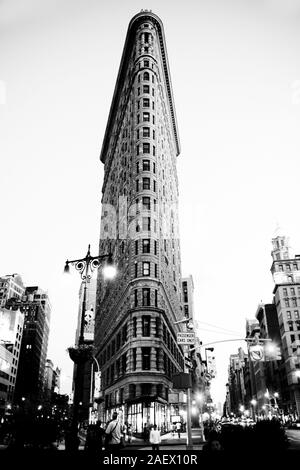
[137,85,155,96]
[132,315,159,336]
[135,217,157,234]
[102,353,127,387]
[284,298,298,308]
[136,127,155,140]
[135,239,157,255]
[162,323,184,368]
[136,159,155,173]
[137,113,155,125]
[287,310,300,320]
[128,384,168,401]
[137,143,155,155]
[290,333,300,343]
[138,71,155,83]
[134,289,158,308]
[137,98,155,110]
[283,287,300,296]
[135,197,157,212]
[99,324,128,365]
[136,178,156,192]
[278,263,298,272]
[287,320,300,331]
[134,261,158,277]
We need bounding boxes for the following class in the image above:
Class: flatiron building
[95,11,185,432]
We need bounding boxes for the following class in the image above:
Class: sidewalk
[128,429,204,450]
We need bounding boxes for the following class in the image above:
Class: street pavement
[56,428,204,451]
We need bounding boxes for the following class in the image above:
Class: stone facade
[271,236,300,416]
[94,11,185,432]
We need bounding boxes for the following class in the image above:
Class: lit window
[143,112,150,122]
[142,261,150,276]
[143,143,150,153]
[143,160,150,171]
[142,239,150,253]
[143,127,150,137]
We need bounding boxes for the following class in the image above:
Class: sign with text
[177,332,195,345]
[94,371,102,399]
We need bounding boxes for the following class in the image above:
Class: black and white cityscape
[1,2,300,460]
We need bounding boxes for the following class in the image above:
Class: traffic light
[275,346,282,360]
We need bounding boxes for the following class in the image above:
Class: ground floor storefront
[96,398,188,434]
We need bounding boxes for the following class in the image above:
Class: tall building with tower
[270,235,300,416]
[94,11,185,431]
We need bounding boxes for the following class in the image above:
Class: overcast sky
[1,0,300,406]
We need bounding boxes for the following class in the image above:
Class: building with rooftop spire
[271,235,300,417]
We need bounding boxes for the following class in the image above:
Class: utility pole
[174,317,194,450]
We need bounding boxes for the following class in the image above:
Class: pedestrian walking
[142,424,149,442]
[149,424,161,451]
[127,423,133,443]
[104,412,122,451]
[176,421,181,438]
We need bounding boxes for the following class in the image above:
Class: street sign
[94,371,102,399]
[177,332,195,345]
[172,372,192,389]
[249,345,265,362]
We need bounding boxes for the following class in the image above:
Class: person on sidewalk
[105,412,122,451]
[142,424,149,442]
[149,425,161,451]
[127,423,132,444]
[176,421,181,439]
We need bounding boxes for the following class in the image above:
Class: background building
[270,235,300,416]
[0,306,24,414]
[94,10,185,432]
[72,279,97,424]
[0,274,25,307]
[14,286,51,406]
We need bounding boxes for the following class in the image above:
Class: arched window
[143,71,150,81]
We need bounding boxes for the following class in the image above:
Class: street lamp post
[196,393,205,442]
[64,244,116,446]
[264,389,279,418]
[250,399,257,421]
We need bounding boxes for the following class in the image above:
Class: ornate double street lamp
[64,244,116,448]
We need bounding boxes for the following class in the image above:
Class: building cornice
[99,11,180,163]
[273,282,300,294]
